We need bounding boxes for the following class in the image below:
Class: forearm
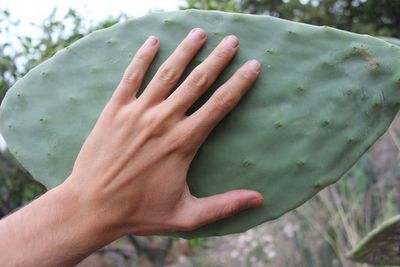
[0,182,117,267]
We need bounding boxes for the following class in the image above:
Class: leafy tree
[181,0,400,36]
[182,0,239,12]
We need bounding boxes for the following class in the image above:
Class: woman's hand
[0,28,263,267]
[66,28,263,236]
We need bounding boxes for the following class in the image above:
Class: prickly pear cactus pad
[1,10,400,238]
[348,215,400,265]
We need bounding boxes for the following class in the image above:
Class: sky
[2,0,182,36]
[2,0,182,19]
[0,0,182,151]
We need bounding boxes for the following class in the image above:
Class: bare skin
[0,28,263,266]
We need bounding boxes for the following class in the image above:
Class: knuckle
[180,40,196,51]
[187,70,209,90]
[157,64,180,85]
[122,70,141,85]
[142,111,157,127]
[214,48,231,61]
[135,50,149,62]
[213,89,237,111]
[170,127,197,153]
[220,203,239,218]
[142,109,171,137]
[155,112,170,126]
[176,218,200,231]
[237,67,254,81]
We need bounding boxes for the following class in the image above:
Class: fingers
[175,190,263,231]
[112,36,160,104]
[164,35,239,112]
[186,60,261,145]
[139,28,207,105]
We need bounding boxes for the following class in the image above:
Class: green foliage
[181,0,239,12]
[0,8,123,102]
[188,238,206,249]
[0,10,19,101]
[0,150,45,217]
[181,0,400,36]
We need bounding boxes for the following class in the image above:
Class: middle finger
[139,28,207,105]
[163,35,239,113]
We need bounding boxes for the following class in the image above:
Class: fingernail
[247,60,261,74]
[247,197,263,208]
[190,28,206,40]
[146,36,158,46]
[225,35,239,48]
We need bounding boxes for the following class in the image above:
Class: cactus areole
[1,10,400,238]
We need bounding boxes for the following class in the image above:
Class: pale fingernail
[247,197,263,208]
[190,28,206,40]
[146,36,158,46]
[247,59,261,74]
[225,35,239,48]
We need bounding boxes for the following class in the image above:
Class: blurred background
[1,0,399,266]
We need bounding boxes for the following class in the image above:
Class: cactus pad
[348,215,400,265]
[1,10,400,238]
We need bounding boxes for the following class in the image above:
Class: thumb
[178,189,264,231]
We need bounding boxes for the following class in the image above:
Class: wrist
[63,173,140,238]
[57,178,124,248]
[0,178,123,267]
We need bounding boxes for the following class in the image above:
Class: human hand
[64,28,263,237]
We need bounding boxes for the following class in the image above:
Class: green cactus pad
[348,215,400,265]
[1,10,400,238]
